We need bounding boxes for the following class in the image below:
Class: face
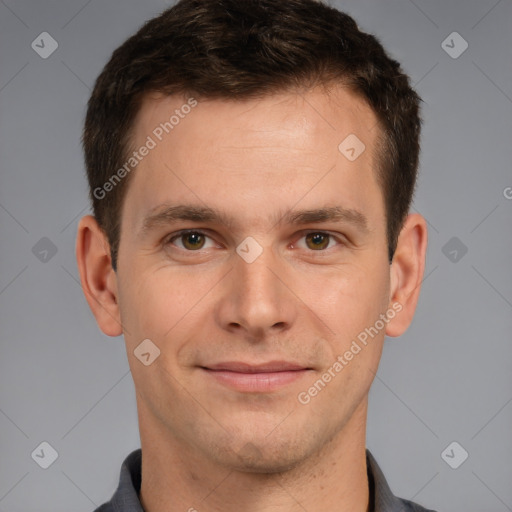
[113,86,395,471]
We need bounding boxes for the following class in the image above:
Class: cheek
[117,265,219,349]
[294,260,390,343]
[299,266,389,409]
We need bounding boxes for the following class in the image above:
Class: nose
[214,244,297,339]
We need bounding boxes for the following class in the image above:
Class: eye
[166,230,216,251]
[296,232,340,251]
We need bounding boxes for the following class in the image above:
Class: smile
[200,361,312,392]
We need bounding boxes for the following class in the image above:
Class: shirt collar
[105,448,432,512]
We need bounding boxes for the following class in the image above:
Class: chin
[232,450,304,474]
[215,432,316,474]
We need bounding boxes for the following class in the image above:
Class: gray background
[1,0,511,510]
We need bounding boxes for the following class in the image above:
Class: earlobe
[76,215,123,337]
[385,213,428,338]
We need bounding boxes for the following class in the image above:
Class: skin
[76,84,427,512]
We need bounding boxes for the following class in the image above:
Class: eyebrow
[139,204,369,235]
[140,205,233,235]
[283,207,368,232]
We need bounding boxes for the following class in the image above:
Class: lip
[204,361,309,372]
[200,361,312,392]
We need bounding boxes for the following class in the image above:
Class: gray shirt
[93,449,437,512]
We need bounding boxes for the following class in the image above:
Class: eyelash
[164,230,345,252]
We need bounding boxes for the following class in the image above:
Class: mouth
[199,361,313,392]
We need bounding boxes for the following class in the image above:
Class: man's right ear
[76,215,123,337]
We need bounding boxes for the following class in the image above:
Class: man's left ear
[385,213,428,338]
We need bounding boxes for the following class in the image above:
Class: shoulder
[91,505,114,512]
[91,449,143,512]
[396,497,438,511]
[366,449,438,512]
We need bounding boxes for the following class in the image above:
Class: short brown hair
[83,0,422,271]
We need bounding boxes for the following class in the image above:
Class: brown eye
[305,232,330,250]
[180,232,206,250]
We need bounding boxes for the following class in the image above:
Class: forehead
[134,85,377,149]
[122,85,383,231]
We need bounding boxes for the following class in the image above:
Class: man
[76,0,433,510]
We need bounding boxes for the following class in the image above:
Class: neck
[138,399,370,512]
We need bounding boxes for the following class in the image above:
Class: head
[83,0,422,270]
[77,0,427,472]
